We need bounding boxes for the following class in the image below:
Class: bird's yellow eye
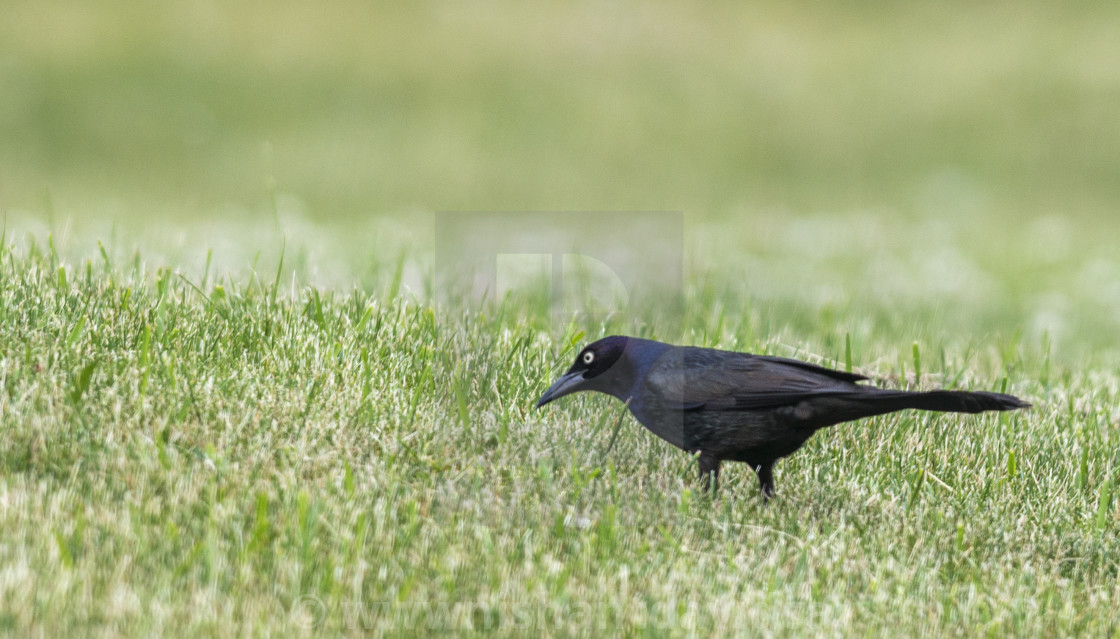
[582,351,595,365]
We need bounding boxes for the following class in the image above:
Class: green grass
[4,1,1120,635]
[2,217,1119,636]
[4,2,1120,219]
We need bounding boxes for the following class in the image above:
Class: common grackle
[536,336,1029,498]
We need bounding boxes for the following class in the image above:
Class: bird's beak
[536,370,586,408]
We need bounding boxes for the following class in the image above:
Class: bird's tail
[854,389,1030,416]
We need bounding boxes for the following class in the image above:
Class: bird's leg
[755,462,775,502]
[698,453,720,493]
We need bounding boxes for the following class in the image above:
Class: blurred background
[2,0,1118,357]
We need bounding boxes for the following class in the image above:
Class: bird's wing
[644,348,869,412]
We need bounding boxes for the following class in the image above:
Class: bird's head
[536,335,632,408]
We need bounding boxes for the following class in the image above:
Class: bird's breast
[627,399,687,450]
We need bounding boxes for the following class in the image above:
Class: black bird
[536,336,1029,498]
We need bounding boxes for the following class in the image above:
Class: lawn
[2,1,1120,636]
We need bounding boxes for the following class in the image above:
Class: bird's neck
[602,338,673,402]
